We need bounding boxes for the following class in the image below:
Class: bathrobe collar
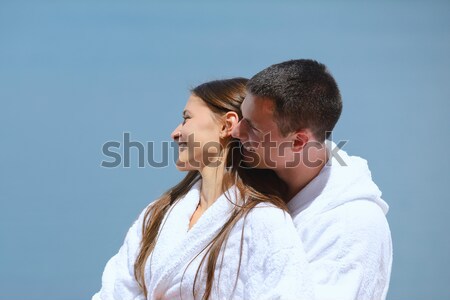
[147,181,238,298]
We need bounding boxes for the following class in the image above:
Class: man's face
[232,93,294,169]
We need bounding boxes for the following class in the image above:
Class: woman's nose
[171,124,182,140]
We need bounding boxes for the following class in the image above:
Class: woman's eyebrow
[182,110,191,116]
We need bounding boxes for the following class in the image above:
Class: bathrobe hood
[287,142,389,220]
[287,142,392,300]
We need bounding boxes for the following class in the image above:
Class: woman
[93,78,313,300]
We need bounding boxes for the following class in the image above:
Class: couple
[93,60,392,300]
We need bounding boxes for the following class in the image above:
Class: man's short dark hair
[247,59,342,142]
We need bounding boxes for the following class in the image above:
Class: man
[232,59,392,300]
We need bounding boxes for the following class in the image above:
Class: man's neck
[277,148,328,201]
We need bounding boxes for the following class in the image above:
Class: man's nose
[231,120,243,139]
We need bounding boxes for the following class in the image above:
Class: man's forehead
[242,94,275,118]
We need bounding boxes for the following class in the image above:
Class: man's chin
[240,149,263,169]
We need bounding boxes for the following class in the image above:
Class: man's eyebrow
[244,118,261,132]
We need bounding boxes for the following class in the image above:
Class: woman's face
[171,95,224,171]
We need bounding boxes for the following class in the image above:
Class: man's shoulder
[298,199,388,230]
[297,200,393,300]
[294,199,391,250]
[328,200,390,242]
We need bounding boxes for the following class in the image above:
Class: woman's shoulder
[243,203,297,237]
[236,203,303,258]
[136,200,156,221]
[128,200,159,233]
[246,202,291,222]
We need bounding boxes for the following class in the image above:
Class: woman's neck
[198,162,226,211]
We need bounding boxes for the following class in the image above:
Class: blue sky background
[1,1,449,299]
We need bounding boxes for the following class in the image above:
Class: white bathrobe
[93,182,314,300]
[288,143,392,300]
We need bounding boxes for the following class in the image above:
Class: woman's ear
[220,111,239,138]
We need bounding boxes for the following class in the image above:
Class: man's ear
[220,111,239,138]
[292,129,310,151]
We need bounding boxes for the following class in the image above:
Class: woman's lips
[178,142,188,150]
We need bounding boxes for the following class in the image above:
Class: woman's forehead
[184,94,209,111]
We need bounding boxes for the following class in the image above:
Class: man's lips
[242,145,256,153]
[241,140,259,153]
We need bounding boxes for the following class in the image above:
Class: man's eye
[244,119,256,131]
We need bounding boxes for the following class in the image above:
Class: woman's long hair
[134,78,288,299]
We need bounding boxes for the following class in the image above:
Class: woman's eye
[182,116,190,124]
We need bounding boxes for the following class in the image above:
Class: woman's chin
[175,160,196,171]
